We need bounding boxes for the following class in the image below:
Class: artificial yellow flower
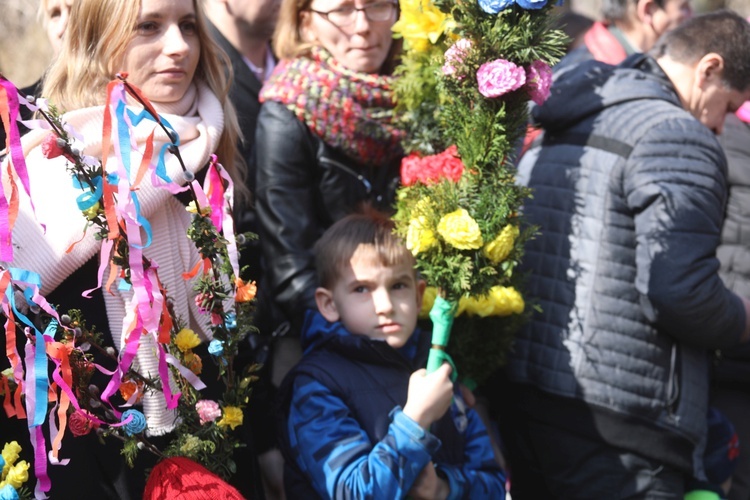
[392,0,454,52]
[2,441,21,473]
[437,208,483,250]
[413,196,434,216]
[186,201,212,216]
[465,295,496,317]
[174,328,201,353]
[483,224,519,263]
[406,216,438,256]
[217,406,244,430]
[4,460,29,489]
[420,287,438,319]
[489,286,525,316]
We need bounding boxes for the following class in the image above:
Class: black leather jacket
[254,100,401,332]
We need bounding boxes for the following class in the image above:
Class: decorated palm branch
[391,0,566,382]
[0,74,257,496]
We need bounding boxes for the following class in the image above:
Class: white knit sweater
[4,83,223,435]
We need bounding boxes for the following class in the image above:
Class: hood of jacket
[301,309,427,368]
[535,54,683,134]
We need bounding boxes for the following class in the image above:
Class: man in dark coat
[204,1,281,498]
[498,11,750,498]
[713,109,750,500]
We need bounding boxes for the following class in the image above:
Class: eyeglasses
[309,1,398,28]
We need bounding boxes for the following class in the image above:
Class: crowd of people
[2,0,750,498]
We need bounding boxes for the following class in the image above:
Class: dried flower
[526,60,553,106]
[437,208,484,250]
[195,400,222,425]
[121,409,147,436]
[217,406,244,430]
[476,59,526,99]
[174,328,201,353]
[483,224,519,263]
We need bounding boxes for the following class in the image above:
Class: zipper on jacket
[666,342,680,419]
[319,156,373,195]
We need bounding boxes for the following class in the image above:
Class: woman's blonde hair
[273,0,401,74]
[41,0,246,194]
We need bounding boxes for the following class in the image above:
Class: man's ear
[415,279,427,310]
[315,287,340,323]
[695,53,725,89]
[637,0,659,24]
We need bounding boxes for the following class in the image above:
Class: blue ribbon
[73,175,103,211]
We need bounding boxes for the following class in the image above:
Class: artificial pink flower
[442,39,473,78]
[195,400,222,425]
[476,59,526,99]
[401,146,465,187]
[526,60,553,105]
[40,133,76,162]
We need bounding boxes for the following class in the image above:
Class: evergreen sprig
[392,0,566,381]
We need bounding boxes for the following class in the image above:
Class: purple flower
[477,59,526,99]
[478,0,513,14]
[442,39,473,78]
[526,60,553,105]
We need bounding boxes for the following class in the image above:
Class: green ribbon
[426,295,458,381]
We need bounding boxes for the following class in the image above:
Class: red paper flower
[401,145,465,186]
[69,409,97,437]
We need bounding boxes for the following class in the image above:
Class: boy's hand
[408,462,449,500]
[403,363,453,430]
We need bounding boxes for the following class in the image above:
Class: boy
[277,210,506,499]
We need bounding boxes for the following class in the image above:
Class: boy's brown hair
[314,209,416,289]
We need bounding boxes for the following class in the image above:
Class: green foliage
[393,0,566,376]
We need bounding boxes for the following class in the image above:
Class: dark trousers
[501,417,685,499]
[492,386,686,500]
[712,386,750,500]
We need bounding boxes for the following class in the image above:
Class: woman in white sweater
[2,0,244,496]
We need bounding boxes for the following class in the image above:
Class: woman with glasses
[250,0,403,493]
[255,0,402,336]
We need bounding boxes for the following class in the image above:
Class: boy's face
[315,246,426,349]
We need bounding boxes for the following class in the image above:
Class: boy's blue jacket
[277,310,506,499]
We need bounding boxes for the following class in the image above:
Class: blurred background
[1,0,750,89]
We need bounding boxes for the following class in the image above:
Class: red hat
[143,456,245,500]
